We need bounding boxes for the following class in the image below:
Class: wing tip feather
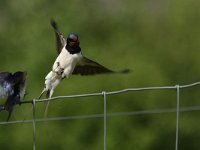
[50,19,58,30]
[118,69,130,74]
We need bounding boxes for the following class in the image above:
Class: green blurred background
[0,0,200,149]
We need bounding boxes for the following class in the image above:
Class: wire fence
[1,81,200,150]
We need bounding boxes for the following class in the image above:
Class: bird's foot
[55,62,64,75]
[61,74,66,79]
[53,68,64,76]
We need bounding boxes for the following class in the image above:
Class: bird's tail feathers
[38,88,48,99]
[44,101,50,120]
[46,90,50,98]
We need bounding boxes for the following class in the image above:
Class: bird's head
[13,71,27,85]
[67,33,80,46]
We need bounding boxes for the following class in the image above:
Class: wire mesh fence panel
[0,82,200,150]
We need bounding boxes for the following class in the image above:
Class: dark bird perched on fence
[0,71,26,121]
[39,20,129,116]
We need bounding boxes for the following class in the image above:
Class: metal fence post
[175,85,180,150]
[102,91,107,150]
[32,99,36,150]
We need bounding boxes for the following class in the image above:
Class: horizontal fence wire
[0,105,200,125]
[0,81,200,150]
[18,81,200,104]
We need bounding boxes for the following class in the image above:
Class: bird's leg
[54,62,64,76]
[61,76,66,80]
[61,68,69,79]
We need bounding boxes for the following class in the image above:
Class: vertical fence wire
[32,99,36,150]
[175,85,180,150]
[102,91,107,150]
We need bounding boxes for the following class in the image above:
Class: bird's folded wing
[51,20,66,54]
[0,72,13,97]
[12,72,27,99]
[72,57,115,75]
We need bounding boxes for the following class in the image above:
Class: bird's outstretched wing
[50,19,66,54]
[0,72,13,97]
[72,57,129,76]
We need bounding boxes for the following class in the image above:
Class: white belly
[52,48,82,77]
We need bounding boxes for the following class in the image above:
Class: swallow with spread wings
[39,20,129,99]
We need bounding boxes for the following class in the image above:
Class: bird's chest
[53,49,82,70]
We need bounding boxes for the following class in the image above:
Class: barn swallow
[0,71,26,121]
[39,20,129,100]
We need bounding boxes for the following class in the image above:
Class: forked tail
[44,101,50,119]
[38,88,50,119]
[38,88,46,99]
[38,88,50,99]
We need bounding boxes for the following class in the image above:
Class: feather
[0,72,14,97]
[72,57,130,75]
[50,19,66,54]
